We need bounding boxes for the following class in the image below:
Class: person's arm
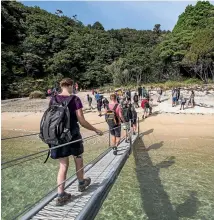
[76,108,103,135]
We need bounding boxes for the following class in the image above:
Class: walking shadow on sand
[133,130,200,220]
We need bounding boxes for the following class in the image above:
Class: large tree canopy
[1,1,214,98]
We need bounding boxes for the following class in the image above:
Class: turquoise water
[1,132,109,220]
[96,135,214,220]
[2,130,214,220]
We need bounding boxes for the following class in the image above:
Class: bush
[29,91,46,99]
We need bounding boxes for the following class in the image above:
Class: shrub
[29,90,46,99]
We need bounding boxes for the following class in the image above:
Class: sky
[21,1,201,31]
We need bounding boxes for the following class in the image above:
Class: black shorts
[50,133,84,159]
[97,105,102,111]
[110,125,121,138]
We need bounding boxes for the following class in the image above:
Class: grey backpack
[39,96,74,146]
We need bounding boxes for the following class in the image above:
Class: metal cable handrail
[1,124,122,167]
[1,121,106,141]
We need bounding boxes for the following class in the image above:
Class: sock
[79,180,84,185]
[58,192,65,197]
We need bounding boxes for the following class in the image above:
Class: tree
[92,21,105,30]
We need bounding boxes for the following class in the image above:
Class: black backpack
[88,96,92,102]
[145,101,150,108]
[106,104,119,128]
[122,104,132,122]
[39,96,74,162]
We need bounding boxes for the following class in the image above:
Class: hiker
[105,94,125,155]
[95,91,100,102]
[141,97,152,119]
[142,87,147,98]
[87,94,92,109]
[97,98,102,117]
[157,88,163,103]
[92,89,94,96]
[45,78,103,206]
[172,88,177,107]
[138,86,142,99]
[177,88,181,101]
[130,102,138,135]
[133,92,139,108]
[189,90,195,108]
[75,82,78,92]
[180,94,186,110]
[47,89,52,97]
[102,97,109,109]
[121,100,132,143]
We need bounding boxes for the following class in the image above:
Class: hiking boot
[56,192,72,206]
[78,177,91,192]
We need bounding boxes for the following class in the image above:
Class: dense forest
[1,1,214,99]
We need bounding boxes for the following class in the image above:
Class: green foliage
[1,1,214,99]
[29,90,46,99]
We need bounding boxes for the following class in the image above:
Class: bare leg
[111,136,116,146]
[73,155,84,181]
[116,137,121,146]
[57,157,69,194]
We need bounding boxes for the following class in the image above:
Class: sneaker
[133,132,136,135]
[113,146,117,155]
[56,192,72,206]
[78,177,91,192]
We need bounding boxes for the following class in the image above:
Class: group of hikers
[171,88,195,110]
[40,78,197,207]
[41,78,151,206]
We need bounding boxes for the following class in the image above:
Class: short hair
[110,94,117,101]
[60,78,73,87]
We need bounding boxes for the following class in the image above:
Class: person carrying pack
[133,93,139,108]
[121,101,133,142]
[129,103,137,135]
[105,94,125,155]
[40,78,103,206]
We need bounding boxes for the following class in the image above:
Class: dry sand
[1,90,214,140]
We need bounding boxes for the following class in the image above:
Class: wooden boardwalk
[20,134,138,220]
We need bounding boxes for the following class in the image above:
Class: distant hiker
[92,89,94,96]
[102,97,109,109]
[87,94,92,109]
[189,90,195,108]
[180,94,186,110]
[157,88,163,103]
[121,100,132,143]
[133,93,139,108]
[142,87,147,98]
[177,88,181,101]
[40,78,103,206]
[75,82,78,92]
[95,92,100,102]
[141,97,152,119]
[172,88,177,107]
[97,98,102,117]
[138,86,142,99]
[47,89,52,97]
[105,94,125,155]
[130,102,138,135]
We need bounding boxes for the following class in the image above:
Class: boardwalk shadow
[133,132,199,220]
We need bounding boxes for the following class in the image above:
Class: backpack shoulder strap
[63,95,75,107]
[113,103,119,111]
